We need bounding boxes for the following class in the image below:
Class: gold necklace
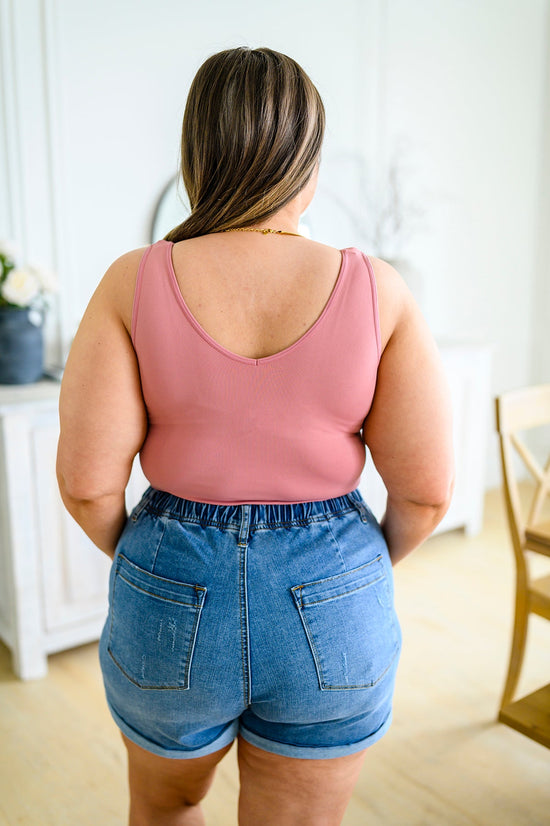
[223,227,302,237]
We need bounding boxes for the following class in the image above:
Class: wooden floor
[0,488,549,825]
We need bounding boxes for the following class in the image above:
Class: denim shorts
[98,487,402,760]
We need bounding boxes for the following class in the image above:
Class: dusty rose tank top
[131,239,380,504]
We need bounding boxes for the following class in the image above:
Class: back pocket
[108,554,206,690]
[291,555,400,690]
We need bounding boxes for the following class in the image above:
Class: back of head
[165,47,325,242]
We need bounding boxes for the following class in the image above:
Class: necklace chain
[223,227,302,237]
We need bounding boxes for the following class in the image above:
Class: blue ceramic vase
[0,307,44,384]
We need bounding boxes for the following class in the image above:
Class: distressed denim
[99,487,401,759]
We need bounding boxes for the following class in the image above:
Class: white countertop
[0,380,61,412]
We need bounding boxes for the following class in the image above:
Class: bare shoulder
[94,246,149,331]
[366,255,409,298]
[365,255,416,351]
[102,246,149,287]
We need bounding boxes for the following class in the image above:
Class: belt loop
[238,504,252,546]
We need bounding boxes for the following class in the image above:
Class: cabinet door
[436,345,492,535]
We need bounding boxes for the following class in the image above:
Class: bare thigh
[122,733,232,825]
[237,735,367,826]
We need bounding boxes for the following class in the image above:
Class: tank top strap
[131,240,172,345]
[332,247,380,362]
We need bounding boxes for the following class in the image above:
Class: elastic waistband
[135,487,369,531]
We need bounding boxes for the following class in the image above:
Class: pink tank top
[132,240,380,504]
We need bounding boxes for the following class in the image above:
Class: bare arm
[56,249,148,558]
[363,258,455,564]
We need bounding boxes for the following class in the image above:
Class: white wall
[1,0,369,351]
[1,0,548,487]
[383,1,547,370]
[380,0,548,485]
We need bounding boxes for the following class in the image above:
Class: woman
[57,47,454,826]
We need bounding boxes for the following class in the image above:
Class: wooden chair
[495,384,550,748]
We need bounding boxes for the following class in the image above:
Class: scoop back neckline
[164,240,349,366]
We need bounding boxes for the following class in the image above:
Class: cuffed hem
[238,712,392,759]
[106,700,238,759]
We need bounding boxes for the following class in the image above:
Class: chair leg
[499,589,529,710]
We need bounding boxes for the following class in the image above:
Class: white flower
[28,262,58,293]
[0,240,20,262]
[1,268,41,307]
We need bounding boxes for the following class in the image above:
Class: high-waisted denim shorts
[99,487,402,760]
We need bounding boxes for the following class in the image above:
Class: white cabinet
[0,382,147,680]
[359,342,492,535]
[1,343,491,679]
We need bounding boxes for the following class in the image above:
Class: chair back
[495,385,550,558]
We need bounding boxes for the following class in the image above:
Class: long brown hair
[164,47,325,242]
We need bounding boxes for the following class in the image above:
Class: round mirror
[150,176,190,242]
